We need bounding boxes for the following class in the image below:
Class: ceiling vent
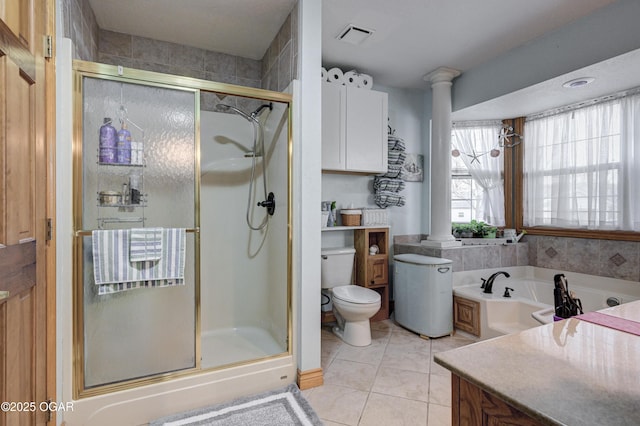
[336,24,374,45]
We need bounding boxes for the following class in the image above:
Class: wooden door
[0,0,53,424]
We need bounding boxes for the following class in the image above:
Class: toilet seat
[333,285,380,304]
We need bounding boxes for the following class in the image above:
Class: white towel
[92,228,186,294]
[130,227,162,262]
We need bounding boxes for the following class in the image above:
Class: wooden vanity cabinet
[453,296,480,336]
[452,375,543,426]
[354,227,389,321]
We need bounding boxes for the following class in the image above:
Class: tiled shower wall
[61,1,299,110]
[394,235,640,282]
[261,2,299,93]
[61,0,99,61]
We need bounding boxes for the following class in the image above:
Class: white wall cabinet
[322,82,388,173]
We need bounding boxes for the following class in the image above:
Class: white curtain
[452,122,504,225]
[523,91,640,231]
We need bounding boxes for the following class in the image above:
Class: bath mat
[576,311,640,336]
[149,383,323,426]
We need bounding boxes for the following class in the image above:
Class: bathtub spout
[483,271,510,294]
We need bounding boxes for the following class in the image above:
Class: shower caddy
[95,103,147,229]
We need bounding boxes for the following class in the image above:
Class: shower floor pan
[201,326,285,370]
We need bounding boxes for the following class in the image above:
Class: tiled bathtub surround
[394,234,640,282]
[527,235,640,282]
[394,241,529,273]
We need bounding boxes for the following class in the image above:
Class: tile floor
[302,320,477,426]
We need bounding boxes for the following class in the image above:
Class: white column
[423,67,462,248]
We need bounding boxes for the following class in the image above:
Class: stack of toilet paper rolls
[322,67,373,89]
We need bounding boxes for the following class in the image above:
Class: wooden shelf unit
[354,227,390,321]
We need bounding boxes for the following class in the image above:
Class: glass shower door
[75,73,198,392]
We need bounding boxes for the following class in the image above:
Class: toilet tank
[321,247,356,289]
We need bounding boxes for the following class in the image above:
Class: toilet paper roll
[344,70,360,87]
[327,67,345,85]
[358,73,373,89]
[321,67,328,81]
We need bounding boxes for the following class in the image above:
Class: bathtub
[453,266,640,340]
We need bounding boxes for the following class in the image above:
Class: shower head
[215,103,254,122]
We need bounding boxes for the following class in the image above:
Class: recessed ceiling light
[336,24,374,45]
[562,77,595,89]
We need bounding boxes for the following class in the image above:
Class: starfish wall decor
[451,124,523,160]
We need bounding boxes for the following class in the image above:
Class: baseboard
[297,368,323,390]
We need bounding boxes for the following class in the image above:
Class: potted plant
[464,220,498,238]
[468,220,484,238]
[482,225,498,238]
[452,223,473,238]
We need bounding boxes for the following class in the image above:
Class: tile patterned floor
[303,320,476,426]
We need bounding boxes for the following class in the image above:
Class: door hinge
[46,218,53,241]
[44,35,53,58]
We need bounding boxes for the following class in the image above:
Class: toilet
[321,247,381,346]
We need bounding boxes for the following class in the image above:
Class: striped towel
[388,136,406,151]
[130,227,162,262]
[374,191,406,208]
[374,177,405,193]
[379,164,404,179]
[92,228,186,295]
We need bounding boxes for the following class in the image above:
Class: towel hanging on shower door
[92,228,186,294]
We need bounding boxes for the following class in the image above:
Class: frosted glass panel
[81,77,196,388]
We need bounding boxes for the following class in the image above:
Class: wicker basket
[341,209,362,226]
[362,208,388,226]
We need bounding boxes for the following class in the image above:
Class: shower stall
[200,101,290,369]
[68,60,293,422]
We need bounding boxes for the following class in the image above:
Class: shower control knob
[257,192,276,216]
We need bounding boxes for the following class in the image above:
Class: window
[451,122,505,226]
[523,90,640,232]
[451,155,483,222]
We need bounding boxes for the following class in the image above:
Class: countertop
[435,301,640,425]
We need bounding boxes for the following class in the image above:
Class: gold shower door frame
[72,60,294,399]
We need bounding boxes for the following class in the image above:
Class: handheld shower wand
[214,102,274,230]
